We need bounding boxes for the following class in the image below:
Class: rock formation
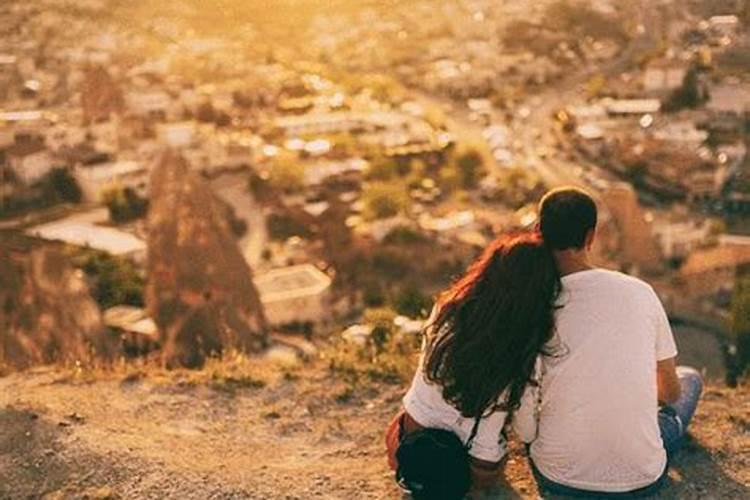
[81,65,124,125]
[0,244,115,369]
[146,150,268,368]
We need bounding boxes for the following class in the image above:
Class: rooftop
[253,264,332,302]
[27,220,146,256]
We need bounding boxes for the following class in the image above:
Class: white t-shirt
[515,269,678,492]
[403,316,511,463]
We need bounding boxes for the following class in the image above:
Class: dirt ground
[0,360,748,500]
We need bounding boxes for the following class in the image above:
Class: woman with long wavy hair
[385,231,561,498]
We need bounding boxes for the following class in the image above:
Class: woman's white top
[402,310,513,463]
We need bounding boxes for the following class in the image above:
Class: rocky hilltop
[146,150,269,368]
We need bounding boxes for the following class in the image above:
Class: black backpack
[395,416,481,500]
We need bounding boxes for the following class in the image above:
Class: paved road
[211,172,268,269]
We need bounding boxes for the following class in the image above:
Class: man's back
[529,269,677,492]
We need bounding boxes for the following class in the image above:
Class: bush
[455,148,485,188]
[371,248,410,279]
[362,182,409,219]
[543,0,627,42]
[267,213,311,241]
[663,66,708,112]
[327,307,420,386]
[362,282,387,308]
[730,273,750,383]
[366,156,400,181]
[394,286,432,319]
[76,251,144,310]
[103,186,148,224]
[383,226,427,245]
[46,168,82,203]
[268,156,304,193]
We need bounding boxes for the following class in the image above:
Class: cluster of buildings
[1,0,749,352]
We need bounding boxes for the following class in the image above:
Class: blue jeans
[531,366,704,498]
[658,366,704,458]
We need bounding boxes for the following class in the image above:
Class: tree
[78,251,145,310]
[730,272,750,383]
[267,213,311,241]
[362,182,409,219]
[363,307,398,353]
[664,66,708,112]
[103,186,148,224]
[394,286,432,318]
[268,155,304,193]
[455,148,484,188]
[438,167,461,194]
[45,167,82,204]
[366,156,400,181]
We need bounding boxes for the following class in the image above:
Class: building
[273,112,407,137]
[27,219,147,260]
[651,219,712,260]
[274,112,373,136]
[603,98,661,116]
[74,160,147,202]
[651,122,709,149]
[303,158,368,186]
[125,90,171,117]
[156,121,198,147]
[708,15,740,34]
[708,84,750,115]
[253,264,333,326]
[103,305,159,355]
[643,64,687,93]
[7,143,54,184]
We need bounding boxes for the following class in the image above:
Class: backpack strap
[464,415,482,450]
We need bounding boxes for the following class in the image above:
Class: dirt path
[0,362,747,499]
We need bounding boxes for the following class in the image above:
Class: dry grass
[47,350,281,394]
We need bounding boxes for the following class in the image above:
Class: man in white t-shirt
[515,187,704,497]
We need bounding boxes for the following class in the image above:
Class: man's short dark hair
[539,187,597,250]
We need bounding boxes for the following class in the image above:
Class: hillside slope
[0,360,747,499]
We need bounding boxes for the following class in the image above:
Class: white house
[304,158,368,186]
[125,90,171,116]
[27,219,147,259]
[253,264,332,326]
[652,122,709,149]
[74,160,147,201]
[156,121,198,147]
[603,98,662,116]
[643,65,687,93]
[708,84,750,115]
[8,147,54,184]
[651,219,712,260]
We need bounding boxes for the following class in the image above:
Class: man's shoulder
[585,269,656,297]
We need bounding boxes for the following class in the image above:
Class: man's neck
[554,250,595,277]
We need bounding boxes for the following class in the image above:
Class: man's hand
[657,356,681,405]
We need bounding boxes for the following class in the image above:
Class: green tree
[455,148,484,188]
[362,182,409,219]
[394,286,432,318]
[730,272,750,381]
[46,168,82,203]
[268,155,304,193]
[79,251,144,309]
[267,213,311,241]
[366,156,400,181]
[103,186,148,224]
[664,66,708,112]
[363,307,398,353]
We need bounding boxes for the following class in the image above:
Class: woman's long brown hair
[423,231,561,418]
